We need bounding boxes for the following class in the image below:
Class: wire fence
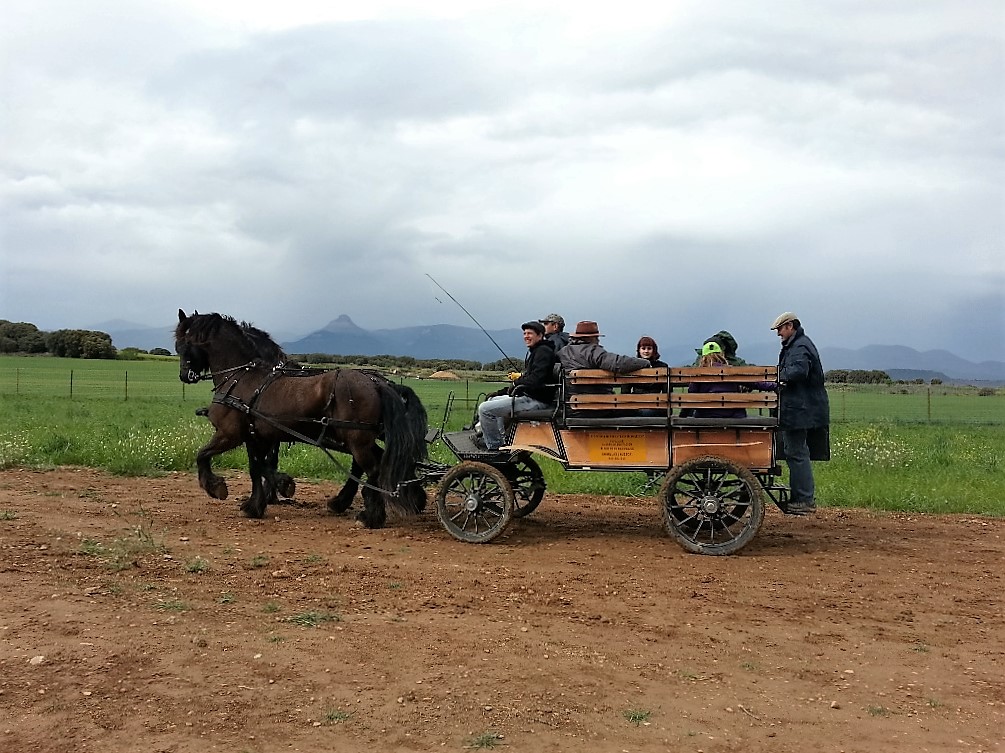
[1,365,1002,425]
[0,365,195,401]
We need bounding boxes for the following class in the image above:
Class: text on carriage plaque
[588,432,647,463]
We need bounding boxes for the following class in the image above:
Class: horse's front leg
[196,430,243,500]
[241,443,275,519]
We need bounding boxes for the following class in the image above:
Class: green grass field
[0,356,1002,515]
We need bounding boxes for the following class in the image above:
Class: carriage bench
[667,366,778,469]
[561,367,669,427]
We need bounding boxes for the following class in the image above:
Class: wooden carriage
[434,366,793,555]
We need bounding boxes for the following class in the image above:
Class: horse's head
[177,338,210,383]
[176,309,210,383]
[175,308,283,382]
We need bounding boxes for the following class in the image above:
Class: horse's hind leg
[327,458,362,514]
[352,444,387,529]
[275,471,296,499]
[358,482,386,529]
[264,442,296,499]
[400,481,428,513]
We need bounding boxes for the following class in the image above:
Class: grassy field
[0,356,1002,515]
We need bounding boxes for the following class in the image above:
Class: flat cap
[770,311,797,330]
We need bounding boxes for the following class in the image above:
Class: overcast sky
[2,0,1003,360]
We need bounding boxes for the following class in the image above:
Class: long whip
[426,273,521,371]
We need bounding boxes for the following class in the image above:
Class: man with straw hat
[558,321,651,374]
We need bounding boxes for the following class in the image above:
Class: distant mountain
[886,369,953,383]
[285,316,522,363]
[93,316,1004,383]
[821,344,1005,382]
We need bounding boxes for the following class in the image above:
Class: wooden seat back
[564,367,669,413]
[669,366,778,415]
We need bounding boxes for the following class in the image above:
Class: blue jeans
[478,394,549,449]
[781,428,815,504]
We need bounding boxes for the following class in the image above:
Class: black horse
[207,317,418,516]
[175,310,428,527]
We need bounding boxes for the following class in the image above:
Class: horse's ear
[178,309,187,323]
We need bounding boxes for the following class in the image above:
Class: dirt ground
[0,468,1001,753]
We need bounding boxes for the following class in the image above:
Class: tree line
[823,369,892,384]
[0,320,118,359]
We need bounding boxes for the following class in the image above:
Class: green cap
[701,341,723,357]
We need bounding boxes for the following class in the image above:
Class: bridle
[184,361,258,384]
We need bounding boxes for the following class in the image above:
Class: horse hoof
[276,476,296,499]
[208,481,229,500]
[355,511,385,529]
[327,495,354,515]
[240,500,266,519]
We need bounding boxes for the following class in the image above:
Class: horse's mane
[177,312,288,366]
[241,321,288,365]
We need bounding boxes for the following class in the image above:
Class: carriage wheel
[501,454,545,518]
[660,455,764,556]
[436,462,514,544]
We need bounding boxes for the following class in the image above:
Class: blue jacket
[546,331,570,352]
[777,326,829,429]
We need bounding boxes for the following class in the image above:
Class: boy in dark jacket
[771,312,830,515]
[477,321,557,451]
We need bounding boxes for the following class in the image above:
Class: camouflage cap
[539,313,565,328]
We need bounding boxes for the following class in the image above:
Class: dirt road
[1,468,1001,752]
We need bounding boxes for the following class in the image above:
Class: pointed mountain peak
[322,314,366,333]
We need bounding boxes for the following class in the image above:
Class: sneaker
[787,500,816,516]
[472,434,499,452]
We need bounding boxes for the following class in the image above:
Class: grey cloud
[152,20,511,125]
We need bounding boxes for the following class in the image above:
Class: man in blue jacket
[771,312,830,515]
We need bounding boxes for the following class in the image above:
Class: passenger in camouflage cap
[538,313,569,351]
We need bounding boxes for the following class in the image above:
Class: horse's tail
[378,382,429,514]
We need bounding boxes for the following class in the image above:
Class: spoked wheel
[436,462,514,543]
[660,455,764,555]
[500,453,545,518]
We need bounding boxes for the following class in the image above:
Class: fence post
[927,387,931,423]
[70,369,74,399]
[125,370,129,401]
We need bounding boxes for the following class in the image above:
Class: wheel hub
[464,494,480,512]
[700,495,720,515]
